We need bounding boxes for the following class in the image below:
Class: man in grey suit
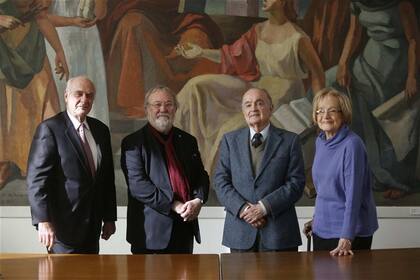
[214,88,305,252]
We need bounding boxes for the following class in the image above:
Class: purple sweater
[312,125,378,239]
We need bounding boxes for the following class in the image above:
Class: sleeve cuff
[258,200,268,216]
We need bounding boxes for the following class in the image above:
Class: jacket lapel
[63,113,92,178]
[236,128,254,178]
[255,126,284,180]
[145,126,172,191]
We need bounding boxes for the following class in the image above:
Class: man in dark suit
[121,85,209,254]
[214,88,305,252]
[27,76,117,254]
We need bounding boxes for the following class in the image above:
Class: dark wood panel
[221,248,420,280]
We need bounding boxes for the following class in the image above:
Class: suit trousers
[49,238,99,254]
[48,217,101,254]
[230,230,298,253]
[313,233,373,251]
[131,218,194,254]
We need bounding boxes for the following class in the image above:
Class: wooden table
[0,254,220,279]
[221,248,420,279]
[2,249,420,279]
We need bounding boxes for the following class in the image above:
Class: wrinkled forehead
[67,78,96,94]
[148,90,175,103]
[242,89,270,104]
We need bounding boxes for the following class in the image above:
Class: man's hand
[240,203,266,224]
[101,221,116,240]
[38,222,55,251]
[250,217,267,229]
[180,198,202,221]
[172,200,186,214]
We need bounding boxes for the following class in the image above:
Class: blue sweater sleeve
[340,138,368,239]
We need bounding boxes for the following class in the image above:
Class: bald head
[65,76,96,94]
[242,88,273,132]
[64,76,96,122]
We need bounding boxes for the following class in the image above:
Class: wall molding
[1,206,419,219]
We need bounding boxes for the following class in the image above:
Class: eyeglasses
[315,108,342,116]
[148,102,175,110]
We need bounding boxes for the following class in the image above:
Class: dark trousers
[49,239,99,254]
[131,219,194,254]
[230,231,298,253]
[313,233,373,251]
[48,219,101,254]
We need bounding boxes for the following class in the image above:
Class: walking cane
[307,234,312,252]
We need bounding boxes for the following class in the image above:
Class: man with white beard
[121,85,209,254]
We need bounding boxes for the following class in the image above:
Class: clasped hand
[173,198,202,222]
[240,203,266,229]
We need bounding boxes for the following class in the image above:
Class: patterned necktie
[78,123,96,177]
[251,133,263,148]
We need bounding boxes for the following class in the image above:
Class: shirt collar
[249,123,270,143]
[67,111,91,131]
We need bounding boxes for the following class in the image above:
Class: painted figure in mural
[174,0,325,173]
[0,0,68,189]
[121,86,209,254]
[97,0,223,118]
[214,88,305,252]
[45,0,110,125]
[303,88,378,256]
[302,0,351,69]
[27,76,116,254]
[325,0,420,199]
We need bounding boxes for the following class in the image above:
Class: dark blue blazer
[214,125,305,250]
[27,112,117,247]
[121,124,209,250]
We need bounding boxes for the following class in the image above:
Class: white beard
[153,116,172,133]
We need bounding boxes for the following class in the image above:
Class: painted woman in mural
[325,0,420,199]
[0,0,68,189]
[174,0,325,173]
[97,0,223,118]
[46,0,110,125]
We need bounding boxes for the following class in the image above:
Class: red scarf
[149,125,190,203]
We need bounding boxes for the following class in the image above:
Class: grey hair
[242,87,274,109]
[144,85,179,110]
[64,75,96,95]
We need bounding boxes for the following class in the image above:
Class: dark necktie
[251,133,263,148]
[78,123,96,177]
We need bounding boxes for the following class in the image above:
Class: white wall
[1,206,420,254]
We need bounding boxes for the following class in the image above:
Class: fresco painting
[0,0,419,206]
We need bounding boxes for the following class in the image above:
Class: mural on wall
[0,0,419,206]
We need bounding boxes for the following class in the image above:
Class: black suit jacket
[121,124,209,250]
[27,112,117,247]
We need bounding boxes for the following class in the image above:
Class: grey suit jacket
[214,125,305,250]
